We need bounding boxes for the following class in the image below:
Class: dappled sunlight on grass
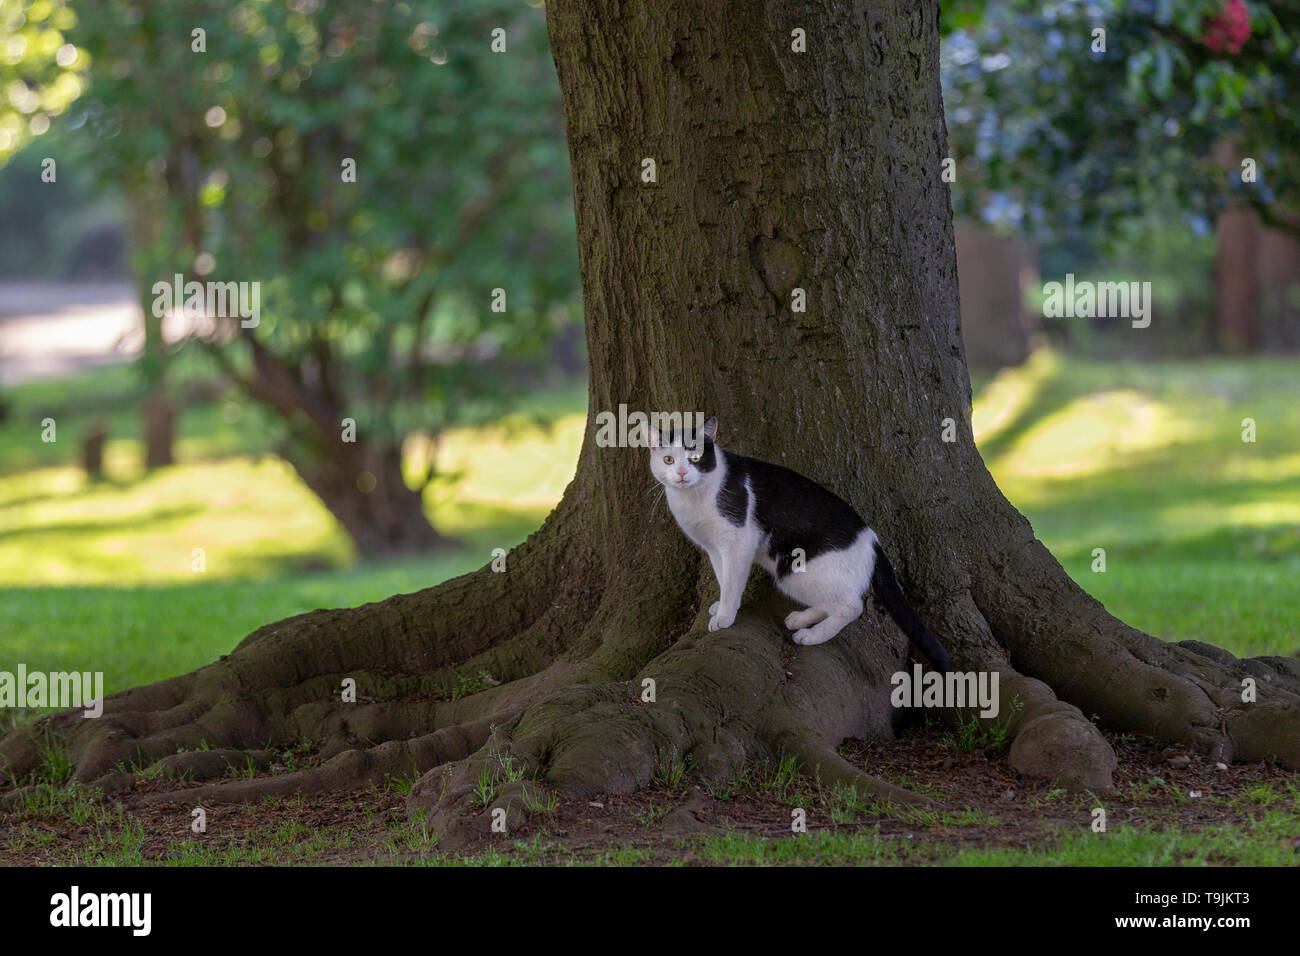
[0,553,497,692]
[1178,500,1300,533]
[971,348,1057,444]
[1219,451,1300,484]
[432,499,557,548]
[998,389,1200,480]
[0,401,587,588]
[0,458,347,585]
[431,411,586,510]
[974,352,1300,657]
[2,354,1297,684]
[0,409,584,685]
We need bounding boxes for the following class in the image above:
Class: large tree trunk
[4,0,1298,845]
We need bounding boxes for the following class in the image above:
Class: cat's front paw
[708,610,736,631]
[708,601,720,616]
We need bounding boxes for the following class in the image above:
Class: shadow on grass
[0,503,554,693]
[0,504,206,543]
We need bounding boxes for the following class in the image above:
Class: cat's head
[644,415,719,489]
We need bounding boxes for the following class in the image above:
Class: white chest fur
[665,460,752,554]
[667,483,726,548]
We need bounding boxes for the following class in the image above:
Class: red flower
[1203,0,1251,54]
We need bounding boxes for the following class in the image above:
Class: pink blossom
[1203,0,1251,54]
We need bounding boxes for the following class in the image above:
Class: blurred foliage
[0,0,85,161]
[0,122,123,277]
[61,0,579,444]
[2,0,582,528]
[942,0,1300,246]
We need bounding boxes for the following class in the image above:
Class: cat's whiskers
[636,478,667,507]
[632,481,669,546]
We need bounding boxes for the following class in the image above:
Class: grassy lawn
[973,351,1300,659]
[0,370,584,688]
[1,353,1298,865]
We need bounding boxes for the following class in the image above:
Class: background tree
[0,0,84,415]
[3,0,1298,847]
[944,0,1299,240]
[60,0,580,553]
[942,0,1300,351]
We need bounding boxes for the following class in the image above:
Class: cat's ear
[702,416,718,442]
[642,420,661,449]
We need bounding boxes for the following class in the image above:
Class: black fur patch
[692,439,718,473]
[870,542,950,674]
[716,456,747,524]
[717,450,866,577]
[652,421,716,473]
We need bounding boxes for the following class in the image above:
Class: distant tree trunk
[954,220,1038,368]
[548,321,586,378]
[6,1,1297,846]
[215,333,454,559]
[1212,139,1262,352]
[287,440,453,557]
[142,393,175,469]
[1211,195,1300,352]
[1258,225,1300,351]
[1215,204,1262,351]
[128,195,176,468]
[82,420,107,481]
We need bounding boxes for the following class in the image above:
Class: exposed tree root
[978,535,1300,770]
[402,587,949,848]
[0,515,596,789]
[129,715,505,806]
[660,786,725,835]
[767,722,933,805]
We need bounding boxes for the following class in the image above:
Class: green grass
[0,358,283,475]
[689,828,923,864]
[973,351,1300,659]
[0,557,489,695]
[6,770,1296,866]
[943,809,1300,866]
[679,807,1300,866]
[0,371,585,695]
[651,746,692,792]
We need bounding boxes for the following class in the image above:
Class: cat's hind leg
[784,607,828,630]
[791,600,863,646]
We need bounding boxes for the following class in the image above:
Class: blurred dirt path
[0,281,142,384]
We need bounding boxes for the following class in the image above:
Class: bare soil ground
[4,728,1297,866]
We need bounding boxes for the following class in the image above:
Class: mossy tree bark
[5,0,1298,843]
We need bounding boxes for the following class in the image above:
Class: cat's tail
[870,541,951,674]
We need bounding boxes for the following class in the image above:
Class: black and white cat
[645,415,950,673]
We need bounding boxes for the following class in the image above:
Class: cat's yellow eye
[663,456,674,464]
[689,453,702,462]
